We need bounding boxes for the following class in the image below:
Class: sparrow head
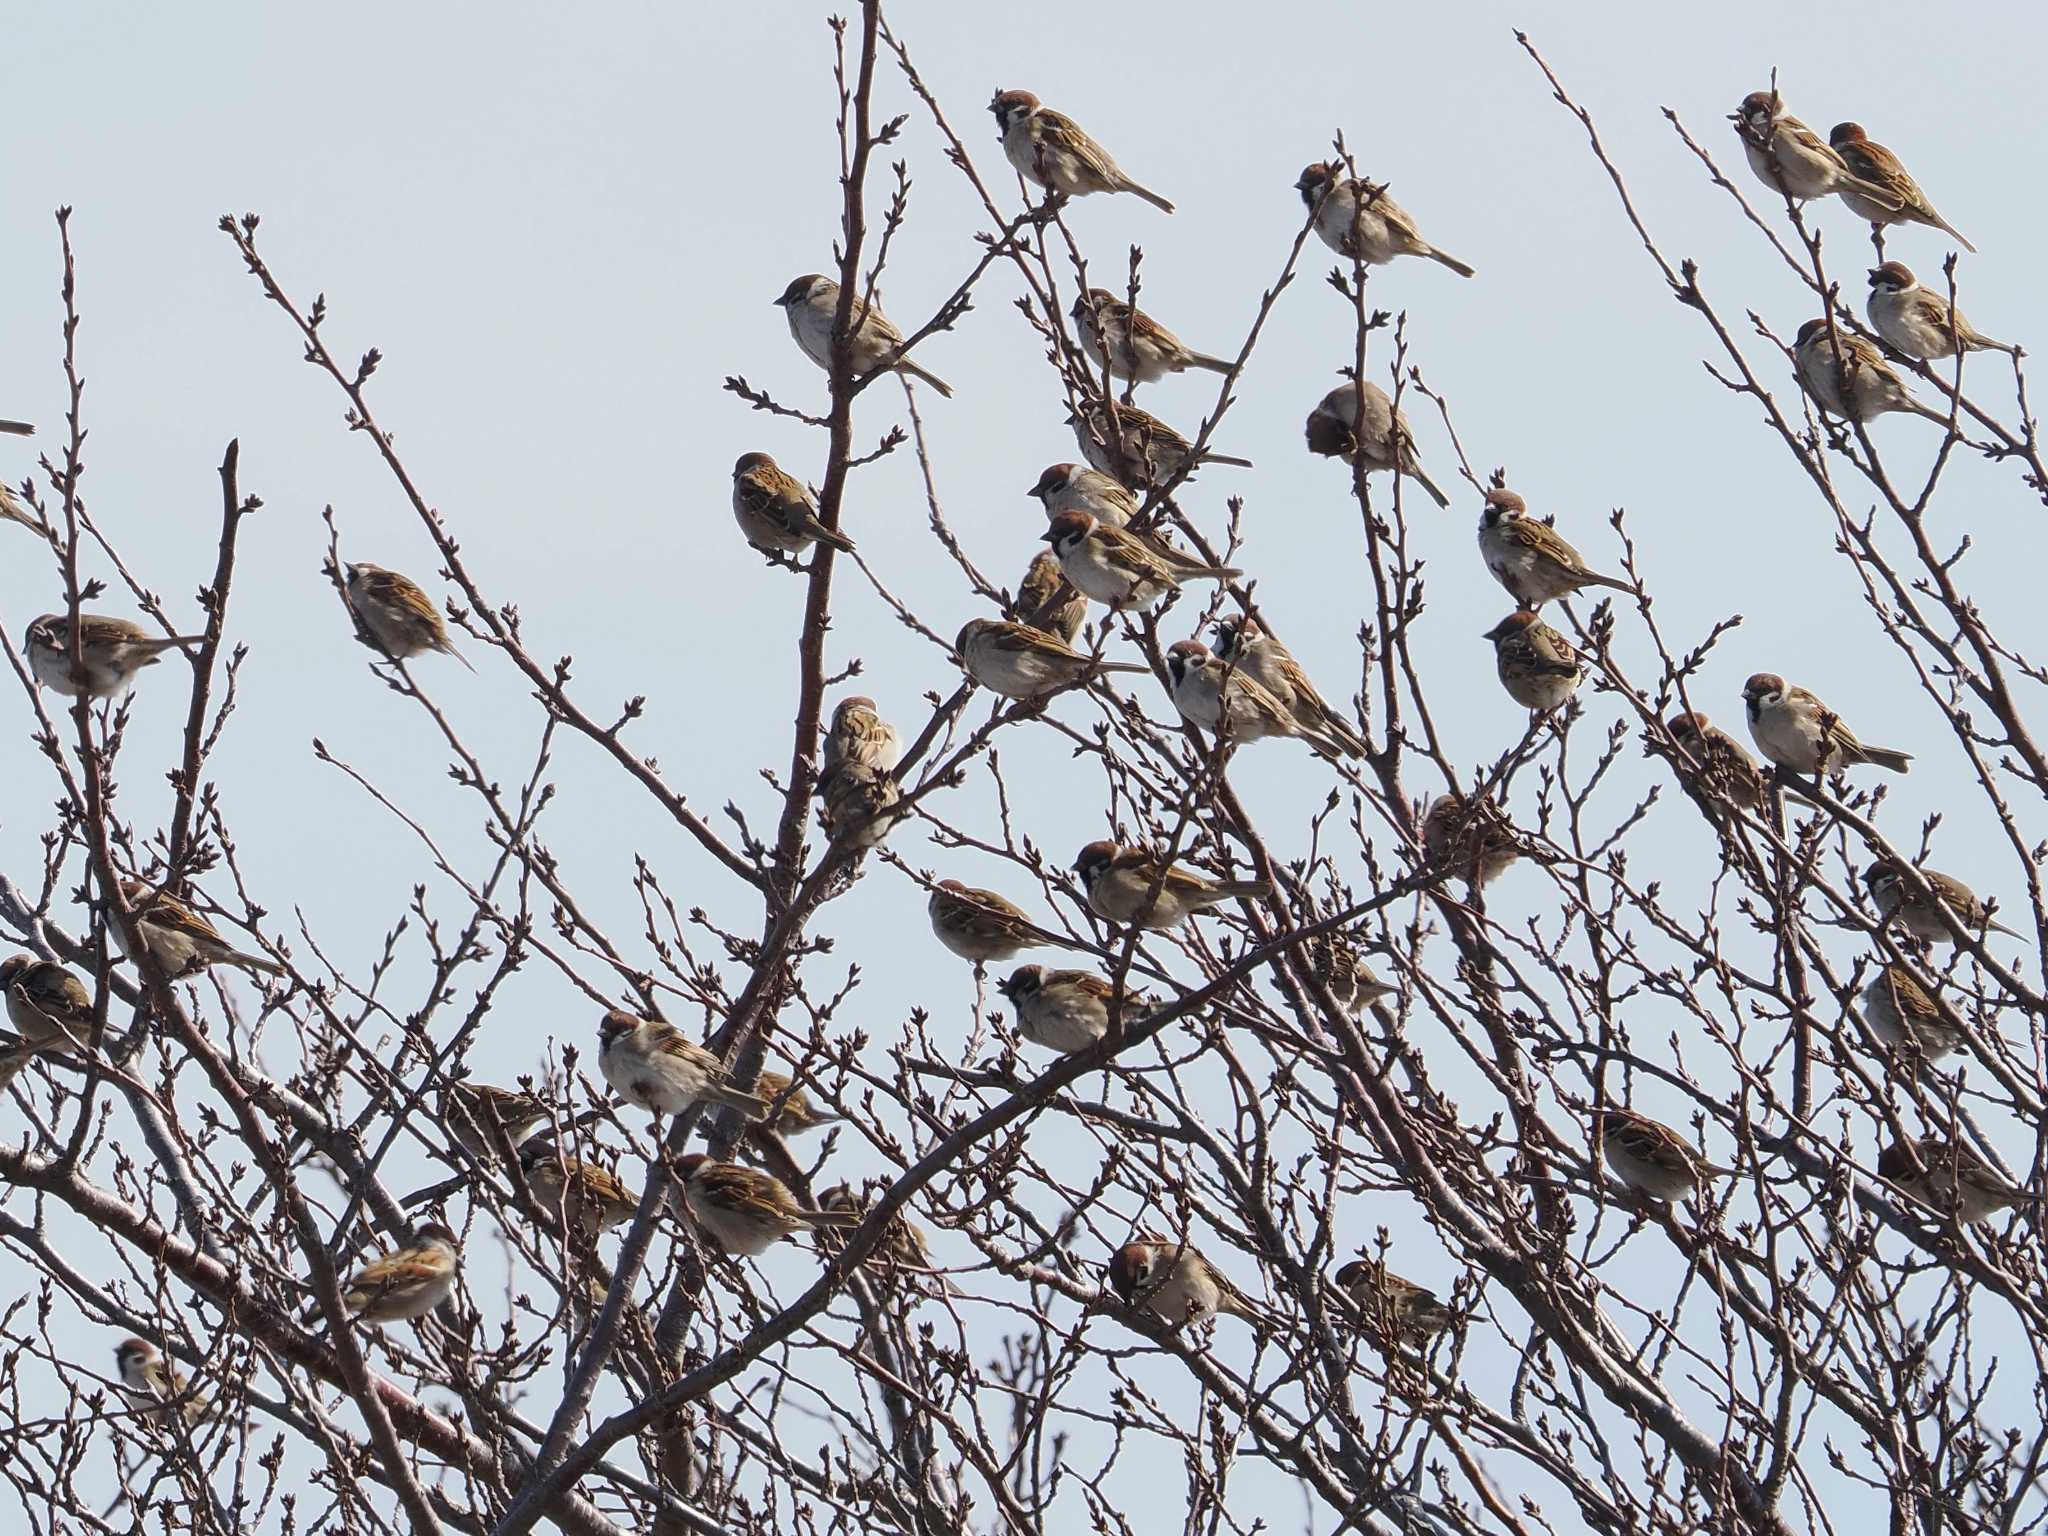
[1732,91,1778,131]
[114,1337,156,1379]
[1863,859,1902,899]
[832,695,877,723]
[414,1221,459,1250]
[23,614,62,651]
[997,963,1045,1004]
[1043,509,1096,555]
[1794,318,1831,349]
[733,451,777,479]
[1875,1138,1922,1182]
[934,878,969,897]
[1294,161,1337,206]
[0,953,29,990]
[775,275,830,308]
[1666,711,1711,743]
[1867,261,1916,294]
[1478,488,1526,531]
[117,879,153,908]
[597,1008,640,1049]
[1029,463,1082,503]
[1073,841,1119,883]
[1210,613,1259,660]
[676,1152,712,1185]
[1071,288,1117,323]
[1303,405,1356,459]
[1829,121,1869,149]
[1742,673,1787,718]
[1165,638,1211,690]
[1482,610,1542,644]
[953,617,993,661]
[1107,1238,1165,1302]
[342,562,370,590]
[989,89,1038,129]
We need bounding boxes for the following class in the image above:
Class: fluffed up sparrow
[989,90,1174,213]
[816,1180,952,1293]
[1028,461,1138,528]
[1044,510,1239,611]
[1166,638,1354,758]
[336,1224,460,1323]
[1792,319,1947,425]
[1295,162,1475,278]
[1073,840,1270,929]
[1598,1108,1730,1203]
[1878,1135,2031,1224]
[1071,289,1231,382]
[1069,399,1252,490]
[732,452,854,556]
[1476,489,1630,607]
[1108,1236,1266,1329]
[1421,792,1519,889]
[597,1010,771,1120]
[1210,615,1366,760]
[1860,962,1967,1065]
[928,879,1059,964]
[344,564,473,670]
[442,1081,551,1160]
[24,613,204,699]
[754,1069,844,1137]
[116,881,284,978]
[1730,91,1900,206]
[1483,610,1581,712]
[1864,861,2022,945]
[0,953,93,1095]
[1742,673,1913,775]
[673,1154,861,1256]
[1660,712,1767,812]
[818,759,904,849]
[774,275,953,398]
[997,964,1127,1053]
[953,616,1146,701]
[823,695,901,777]
[114,1338,206,1428]
[1304,381,1450,509]
[1010,548,1089,645]
[1865,262,2014,360]
[1828,123,1974,251]
[1303,931,1395,1014]
[1333,1257,1453,1343]
[520,1146,638,1237]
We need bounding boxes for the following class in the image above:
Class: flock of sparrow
[0,80,2034,1427]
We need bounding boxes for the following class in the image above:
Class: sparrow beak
[1866,268,1883,284]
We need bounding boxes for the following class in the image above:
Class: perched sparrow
[997,964,1125,1053]
[1730,91,1899,206]
[928,879,1056,965]
[1108,1236,1265,1328]
[0,953,93,1095]
[754,1070,844,1137]
[1865,262,2014,360]
[1864,861,2023,945]
[818,759,905,849]
[1333,1258,1453,1343]
[1598,1108,1729,1203]
[24,613,204,699]
[1210,615,1366,760]
[1069,398,1251,488]
[1792,319,1947,426]
[672,1154,860,1256]
[1484,610,1582,712]
[597,1011,771,1120]
[1661,712,1767,812]
[1010,548,1089,644]
[441,1081,551,1159]
[1071,289,1231,382]
[1421,793,1519,889]
[1166,638,1353,758]
[823,695,901,777]
[344,564,473,670]
[953,617,1146,700]
[1860,962,1967,1065]
[1304,381,1450,509]
[1878,1136,2031,1224]
[989,89,1174,213]
[1828,123,1974,250]
[1028,462,1138,529]
[1741,673,1913,775]
[731,451,854,556]
[1073,840,1270,929]
[1303,931,1395,1014]
[773,274,953,398]
[1476,489,1630,606]
[116,881,284,978]
[114,1338,206,1428]
[521,1147,638,1237]
[816,1181,950,1292]
[1044,510,1239,611]
[1294,162,1475,277]
[337,1224,460,1322]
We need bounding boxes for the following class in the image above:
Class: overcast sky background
[2,0,2043,1528]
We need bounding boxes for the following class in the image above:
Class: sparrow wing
[1036,108,1122,183]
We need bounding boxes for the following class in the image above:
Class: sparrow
[1661,712,1767,812]
[520,1146,638,1237]
[1741,673,1913,775]
[773,275,953,398]
[816,1181,950,1292]
[732,452,854,556]
[1484,610,1582,712]
[754,1070,844,1137]
[1107,1237,1266,1329]
[818,759,905,849]
[1294,162,1475,278]
[1071,289,1231,382]
[596,1010,771,1120]
[928,879,1058,964]
[1828,123,1974,251]
[1069,399,1251,489]
[344,563,473,670]
[997,964,1125,1053]
[1865,262,2015,360]
[1165,638,1353,758]
[1860,962,1967,1065]
[1476,489,1630,606]
[0,953,94,1094]
[672,1154,861,1256]
[114,1338,206,1428]
[1010,548,1090,644]
[24,613,204,699]
[1421,793,1519,889]
[1333,1258,1454,1343]
[1073,841,1270,929]
[1729,91,1901,206]
[1027,462,1138,528]
[1878,1136,2031,1224]
[1598,1108,1729,1203]
[989,89,1173,212]
[1044,510,1240,611]
[1864,861,2023,945]
[441,1081,551,1159]
[953,617,1147,701]
[823,695,901,777]
[334,1225,460,1323]
[1792,319,1947,425]
[1210,615,1366,760]
[115,881,284,978]
[1303,931,1396,1014]
[1304,382,1450,509]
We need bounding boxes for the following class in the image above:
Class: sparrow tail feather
[1857,746,1914,773]
[1424,247,1477,279]
[0,419,33,436]
[1091,661,1151,676]
[1120,180,1175,214]
[1200,452,1254,469]
[706,1083,771,1120]
[1407,464,1453,510]
[1186,354,1234,375]
[1211,879,1272,902]
[803,1207,864,1228]
[895,361,954,399]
